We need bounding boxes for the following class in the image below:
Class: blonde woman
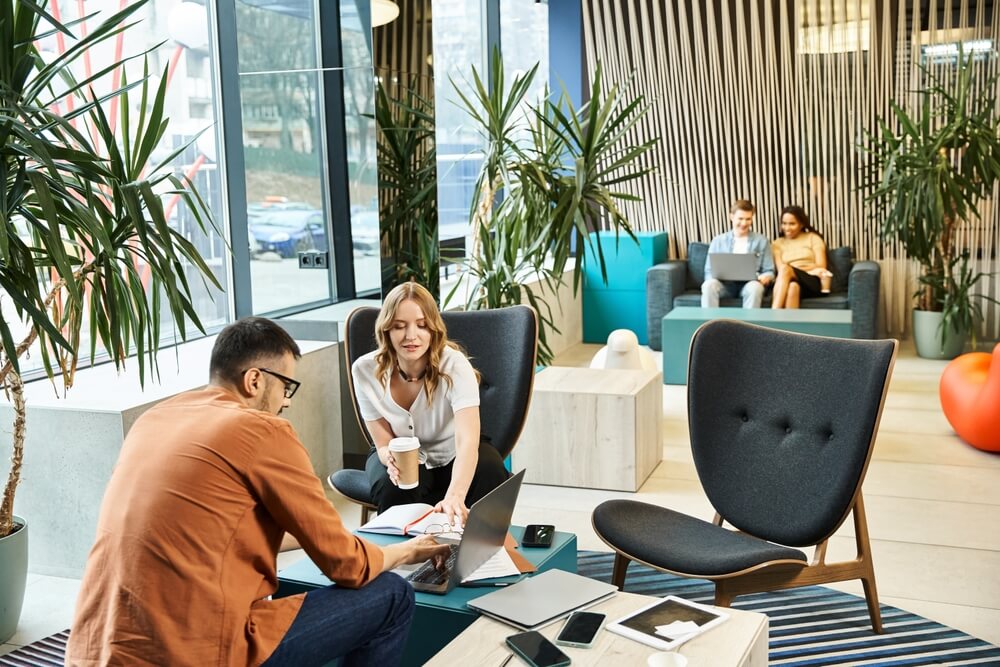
[347,282,507,526]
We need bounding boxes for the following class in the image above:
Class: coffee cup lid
[388,437,420,451]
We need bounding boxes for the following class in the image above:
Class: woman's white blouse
[352,346,480,468]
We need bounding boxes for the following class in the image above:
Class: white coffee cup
[388,437,423,489]
[647,652,688,667]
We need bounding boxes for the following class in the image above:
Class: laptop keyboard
[408,545,458,585]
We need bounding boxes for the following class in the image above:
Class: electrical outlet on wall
[298,250,329,269]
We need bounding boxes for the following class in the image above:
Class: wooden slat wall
[582,0,999,339]
[373,0,434,99]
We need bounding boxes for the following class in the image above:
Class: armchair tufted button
[828,433,834,441]
[785,427,792,434]
[741,413,749,422]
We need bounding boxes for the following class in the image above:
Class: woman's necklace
[398,366,427,383]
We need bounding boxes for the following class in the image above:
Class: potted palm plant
[0,0,220,640]
[863,49,1000,358]
[374,76,440,294]
[446,50,656,364]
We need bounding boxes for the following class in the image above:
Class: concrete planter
[913,309,966,360]
[0,516,28,643]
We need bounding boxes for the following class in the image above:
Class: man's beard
[259,393,283,416]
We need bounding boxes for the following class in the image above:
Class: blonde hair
[373,282,475,403]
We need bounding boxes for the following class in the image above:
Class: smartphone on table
[555,611,606,648]
[521,524,555,548]
[505,630,571,667]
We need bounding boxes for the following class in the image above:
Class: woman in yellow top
[771,206,833,309]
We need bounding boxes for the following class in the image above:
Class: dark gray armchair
[646,242,881,350]
[329,305,538,523]
[592,320,897,633]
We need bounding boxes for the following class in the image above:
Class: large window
[431,0,550,257]
[501,0,549,107]
[6,0,555,382]
[235,0,334,314]
[6,0,231,378]
[340,0,381,295]
[432,0,489,248]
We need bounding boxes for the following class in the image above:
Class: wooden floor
[5,340,999,656]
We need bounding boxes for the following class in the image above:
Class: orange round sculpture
[939,343,1000,452]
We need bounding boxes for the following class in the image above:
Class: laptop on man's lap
[404,469,525,594]
[709,252,758,281]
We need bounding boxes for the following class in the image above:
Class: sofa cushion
[675,292,775,307]
[675,293,705,307]
[674,291,849,310]
[801,294,849,309]
[687,242,710,289]
[827,246,852,293]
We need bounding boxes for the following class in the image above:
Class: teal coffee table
[661,307,852,384]
[276,525,577,666]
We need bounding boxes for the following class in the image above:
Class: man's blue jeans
[262,572,414,666]
[701,278,765,308]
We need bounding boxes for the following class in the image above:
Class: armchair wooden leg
[861,574,883,634]
[612,552,630,589]
[853,494,883,634]
[361,504,374,525]
[714,582,733,607]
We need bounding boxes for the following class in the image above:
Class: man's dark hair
[209,317,301,386]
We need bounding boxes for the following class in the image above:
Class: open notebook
[357,503,451,537]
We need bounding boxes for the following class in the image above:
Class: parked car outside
[249,209,327,258]
[247,204,382,259]
[351,210,380,256]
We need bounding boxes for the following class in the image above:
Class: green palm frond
[375,76,440,293]
[861,47,1000,344]
[1,0,221,381]
[445,49,656,364]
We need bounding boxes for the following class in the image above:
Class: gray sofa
[646,242,880,350]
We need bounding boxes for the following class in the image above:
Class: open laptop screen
[709,253,757,281]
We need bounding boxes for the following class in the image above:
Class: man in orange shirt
[67,317,449,666]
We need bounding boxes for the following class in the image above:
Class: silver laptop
[405,469,525,594]
[468,568,618,631]
[709,252,758,281]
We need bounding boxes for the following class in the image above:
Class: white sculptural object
[589,329,657,371]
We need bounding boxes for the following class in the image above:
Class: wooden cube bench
[513,367,662,492]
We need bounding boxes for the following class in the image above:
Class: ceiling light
[372,0,399,27]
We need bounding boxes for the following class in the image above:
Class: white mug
[647,652,688,667]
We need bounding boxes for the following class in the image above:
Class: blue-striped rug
[578,551,1000,666]
[3,556,998,666]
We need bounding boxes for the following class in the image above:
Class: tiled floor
[5,339,1000,657]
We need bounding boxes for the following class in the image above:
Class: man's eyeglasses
[245,367,301,399]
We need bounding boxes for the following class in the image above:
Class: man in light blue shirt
[702,200,775,308]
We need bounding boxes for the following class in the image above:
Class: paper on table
[655,620,700,639]
[461,547,520,582]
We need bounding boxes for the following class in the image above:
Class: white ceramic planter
[912,310,966,360]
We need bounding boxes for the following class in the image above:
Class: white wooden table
[425,591,769,667]
[512,367,662,491]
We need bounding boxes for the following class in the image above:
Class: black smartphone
[555,610,606,648]
[521,524,555,548]
[505,630,571,667]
